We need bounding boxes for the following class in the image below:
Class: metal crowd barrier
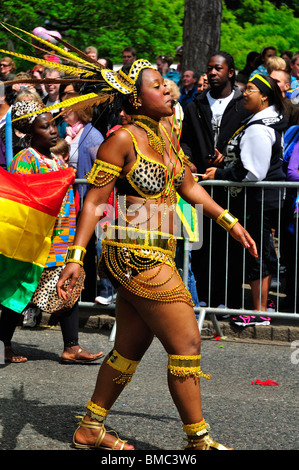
[75,179,299,339]
[196,179,299,336]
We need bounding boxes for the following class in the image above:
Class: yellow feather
[55,98,113,120]
[57,93,114,115]
[0,48,96,77]
[4,77,103,87]
[1,22,101,70]
[51,35,104,69]
[11,93,108,122]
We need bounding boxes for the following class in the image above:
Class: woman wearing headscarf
[60,82,104,301]
[203,74,287,322]
[0,99,102,364]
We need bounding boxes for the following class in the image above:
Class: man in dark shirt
[179,70,198,111]
[181,51,251,173]
[181,51,251,308]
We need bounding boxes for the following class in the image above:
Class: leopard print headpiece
[101,59,155,95]
[11,100,45,134]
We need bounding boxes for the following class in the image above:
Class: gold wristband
[216,209,238,232]
[65,245,86,266]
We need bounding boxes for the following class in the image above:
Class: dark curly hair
[208,50,236,87]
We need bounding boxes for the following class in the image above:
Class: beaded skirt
[98,225,194,306]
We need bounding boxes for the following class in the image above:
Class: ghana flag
[0,166,76,313]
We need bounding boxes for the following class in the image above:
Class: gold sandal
[73,417,131,450]
[184,433,234,450]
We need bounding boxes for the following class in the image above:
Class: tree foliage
[221,0,299,68]
[0,0,184,65]
[0,0,298,72]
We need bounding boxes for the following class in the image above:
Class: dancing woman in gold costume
[57,60,257,450]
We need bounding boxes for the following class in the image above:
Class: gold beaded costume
[2,26,238,450]
[86,120,193,307]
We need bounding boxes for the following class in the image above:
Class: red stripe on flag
[0,167,76,217]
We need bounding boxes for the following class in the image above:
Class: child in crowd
[50,138,70,163]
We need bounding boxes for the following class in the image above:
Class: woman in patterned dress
[0,100,102,364]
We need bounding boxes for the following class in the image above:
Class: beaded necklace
[160,113,184,198]
[163,115,179,198]
[131,115,182,204]
[131,115,165,156]
[131,114,182,200]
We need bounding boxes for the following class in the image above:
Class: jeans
[175,239,199,307]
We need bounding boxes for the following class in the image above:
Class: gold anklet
[86,400,110,422]
[183,419,210,436]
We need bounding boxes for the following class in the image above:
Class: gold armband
[216,209,238,232]
[86,159,122,188]
[65,245,86,266]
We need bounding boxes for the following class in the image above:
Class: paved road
[0,325,298,453]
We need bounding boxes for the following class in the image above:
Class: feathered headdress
[0,23,155,123]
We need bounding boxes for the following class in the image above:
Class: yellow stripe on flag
[0,197,55,267]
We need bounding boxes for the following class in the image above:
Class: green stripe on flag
[0,253,43,313]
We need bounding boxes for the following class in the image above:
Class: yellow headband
[249,74,272,95]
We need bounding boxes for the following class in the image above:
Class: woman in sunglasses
[0,56,16,81]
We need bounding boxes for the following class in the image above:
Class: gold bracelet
[65,245,86,266]
[216,209,238,232]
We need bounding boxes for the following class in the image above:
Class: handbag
[32,265,85,314]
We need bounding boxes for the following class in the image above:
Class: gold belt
[102,225,177,255]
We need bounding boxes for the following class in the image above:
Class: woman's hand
[202,167,217,180]
[57,263,82,300]
[229,222,258,258]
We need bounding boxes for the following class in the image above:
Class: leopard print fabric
[129,158,185,196]
[124,129,185,199]
[32,266,85,314]
[130,159,166,195]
